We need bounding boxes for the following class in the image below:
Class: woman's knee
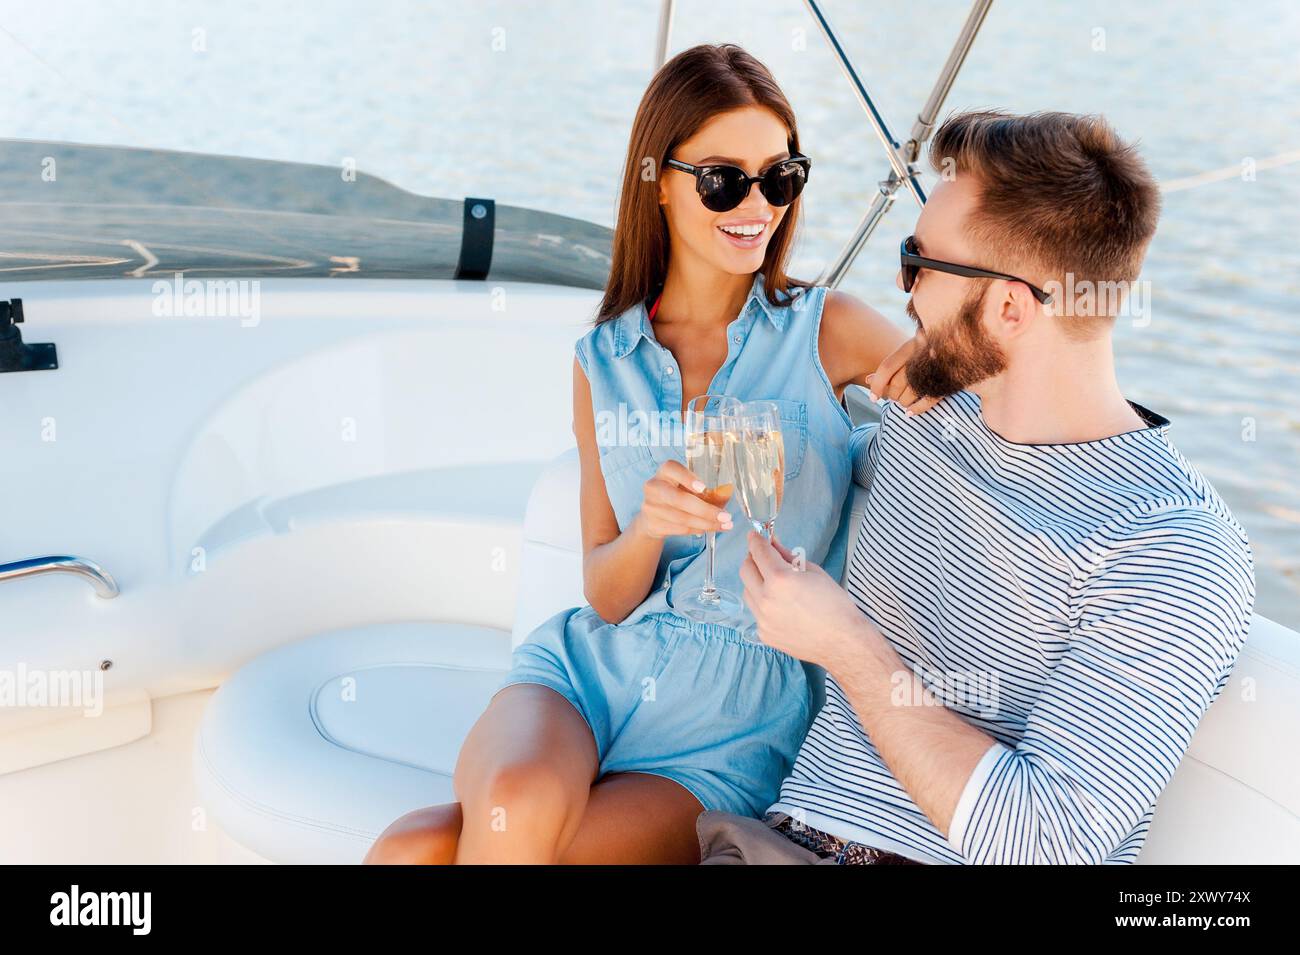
[363,806,461,865]
[457,757,577,831]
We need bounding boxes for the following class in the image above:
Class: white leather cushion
[1141,612,1300,862]
[512,448,585,646]
[194,622,510,864]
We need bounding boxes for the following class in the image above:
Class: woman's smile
[716,216,772,250]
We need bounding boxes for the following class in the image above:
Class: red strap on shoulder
[647,292,663,321]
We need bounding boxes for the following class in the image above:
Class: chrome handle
[0,555,120,599]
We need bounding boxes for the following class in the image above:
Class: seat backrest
[512,448,1300,862]
[512,448,586,646]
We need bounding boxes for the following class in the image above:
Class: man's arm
[848,421,880,490]
[744,507,1255,864]
[825,626,998,839]
[834,508,1254,863]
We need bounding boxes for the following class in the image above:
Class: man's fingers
[747,530,789,577]
[769,533,797,564]
[739,554,762,600]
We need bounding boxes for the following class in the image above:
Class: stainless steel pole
[812,0,994,287]
[905,0,995,162]
[802,0,926,207]
[653,0,676,70]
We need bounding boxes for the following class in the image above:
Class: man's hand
[866,336,939,416]
[738,531,873,670]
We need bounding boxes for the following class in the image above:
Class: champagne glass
[731,400,786,641]
[732,400,785,539]
[682,394,742,622]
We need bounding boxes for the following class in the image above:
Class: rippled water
[3,0,1297,625]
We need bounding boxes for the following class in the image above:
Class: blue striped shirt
[770,391,1255,864]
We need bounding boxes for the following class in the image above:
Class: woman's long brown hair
[596,44,805,324]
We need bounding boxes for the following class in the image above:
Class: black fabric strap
[455,198,495,280]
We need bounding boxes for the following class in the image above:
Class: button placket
[659,345,682,420]
[713,306,751,393]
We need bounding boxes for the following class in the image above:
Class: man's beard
[904,284,1007,399]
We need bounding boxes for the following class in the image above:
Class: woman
[366,43,922,864]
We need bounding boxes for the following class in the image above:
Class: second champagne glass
[731,400,786,642]
[682,394,742,622]
[732,400,785,539]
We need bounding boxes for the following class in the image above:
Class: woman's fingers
[869,337,913,400]
[640,467,733,538]
[905,395,939,416]
[641,503,729,536]
[647,477,730,522]
[658,458,703,492]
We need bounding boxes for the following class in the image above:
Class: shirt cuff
[946,741,1012,858]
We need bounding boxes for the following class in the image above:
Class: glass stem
[702,530,718,600]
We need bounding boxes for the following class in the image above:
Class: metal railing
[0,555,120,598]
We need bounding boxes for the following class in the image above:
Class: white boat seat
[194,621,512,864]
[194,447,1300,863]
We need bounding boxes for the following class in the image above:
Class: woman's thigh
[453,683,599,793]
[452,683,600,859]
[558,772,705,865]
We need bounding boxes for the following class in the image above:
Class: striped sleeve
[848,422,880,490]
[947,505,1255,864]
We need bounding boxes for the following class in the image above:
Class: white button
[665,366,674,375]
[733,335,742,344]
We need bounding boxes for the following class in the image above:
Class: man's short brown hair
[930,111,1160,325]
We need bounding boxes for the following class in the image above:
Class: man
[700,110,1255,865]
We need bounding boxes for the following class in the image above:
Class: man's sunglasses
[900,235,1054,305]
[665,154,811,213]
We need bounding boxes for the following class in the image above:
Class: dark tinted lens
[901,237,919,291]
[697,166,749,212]
[759,159,807,207]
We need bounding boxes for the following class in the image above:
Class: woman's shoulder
[819,288,890,328]
[574,305,634,375]
[816,288,899,348]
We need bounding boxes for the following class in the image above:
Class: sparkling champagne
[685,429,735,508]
[734,427,784,528]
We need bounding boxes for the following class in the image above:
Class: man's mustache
[905,298,923,330]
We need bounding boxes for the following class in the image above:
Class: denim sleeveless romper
[498,274,855,817]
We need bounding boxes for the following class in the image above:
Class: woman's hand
[865,336,939,416]
[633,459,734,540]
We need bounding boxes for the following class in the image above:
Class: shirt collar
[612,273,790,359]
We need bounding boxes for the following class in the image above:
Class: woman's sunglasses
[900,235,1054,305]
[665,154,811,213]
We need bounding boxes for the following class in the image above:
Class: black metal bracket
[0,299,58,373]
[454,198,495,281]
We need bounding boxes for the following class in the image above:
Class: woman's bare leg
[365,772,704,865]
[365,684,595,865]
[364,802,461,864]
[557,772,704,864]
[364,687,706,865]
[451,683,599,863]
